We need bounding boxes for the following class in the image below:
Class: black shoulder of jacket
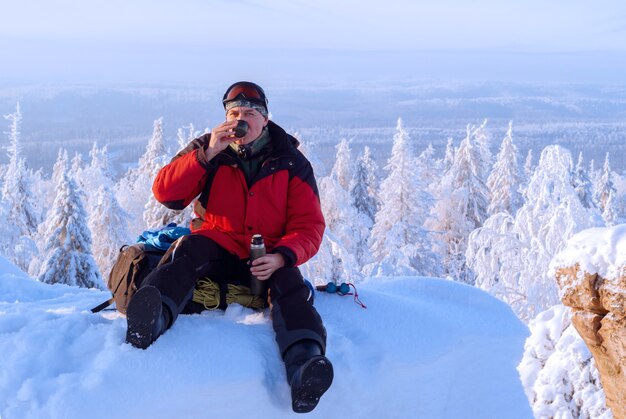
[267,121,300,157]
[170,133,211,163]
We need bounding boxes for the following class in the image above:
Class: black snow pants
[140,233,327,356]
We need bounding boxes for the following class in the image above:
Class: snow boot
[284,340,334,413]
[125,286,170,349]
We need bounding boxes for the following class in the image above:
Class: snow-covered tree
[366,118,440,277]
[0,103,38,271]
[52,149,70,189]
[320,141,369,270]
[71,152,84,175]
[486,121,523,216]
[471,119,492,183]
[300,230,360,286]
[78,143,125,236]
[524,149,534,180]
[142,119,194,229]
[27,167,48,225]
[466,212,525,309]
[512,145,603,319]
[593,153,616,214]
[87,143,115,188]
[143,192,192,229]
[89,185,131,278]
[37,168,102,289]
[443,138,455,172]
[294,132,325,175]
[427,124,488,283]
[602,190,618,227]
[1,103,38,235]
[177,123,198,151]
[417,143,442,194]
[588,159,598,189]
[573,152,595,209]
[330,138,353,191]
[518,305,611,419]
[350,146,379,225]
[116,117,170,234]
[37,149,71,246]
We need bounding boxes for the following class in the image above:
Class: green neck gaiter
[229,127,272,184]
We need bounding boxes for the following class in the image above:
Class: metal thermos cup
[249,234,267,296]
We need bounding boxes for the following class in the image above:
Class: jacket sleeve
[272,157,325,267]
[152,134,214,210]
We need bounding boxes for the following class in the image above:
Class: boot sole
[125,286,161,350]
[291,355,334,413]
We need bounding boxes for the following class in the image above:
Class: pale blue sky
[2,1,626,84]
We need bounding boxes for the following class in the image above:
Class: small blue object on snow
[136,223,191,252]
[315,282,367,308]
[324,282,350,295]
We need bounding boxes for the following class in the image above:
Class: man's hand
[206,120,238,161]
[250,253,285,281]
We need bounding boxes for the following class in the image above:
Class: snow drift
[0,255,532,418]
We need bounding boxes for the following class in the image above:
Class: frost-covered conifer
[467,212,525,304]
[330,138,353,191]
[443,138,455,172]
[0,103,39,271]
[486,121,523,216]
[34,149,71,268]
[81,144,129,247]
[427,125,488,283]
[454,125,489,227]
[320,142,368,270]
[524,149,534,180]
[116,117,170,234]
[367,118,440,277]
[588,158,596,177]
[38,169,102,289]
[88,143,115,187]
[350,146,379,224]
[602,190,618,227]
[512,145,603,319]
[89,185,131,277]
[417,143,442,194]
[471,119,492,183]
[71,152,84,175]
[593,153,616,214]
[518,306,611,419]
[177,123,197,151]
[572,152,595,209]
[1,103,38,235]
[300,231,359,286]
[143,192,192,229]
[295,132,325,176]
[52,149,70,188]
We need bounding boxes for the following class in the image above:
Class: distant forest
[2,82,626,176]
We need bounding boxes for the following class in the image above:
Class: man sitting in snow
[125,81,332,413]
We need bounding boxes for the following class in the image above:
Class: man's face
[225,106,268,145]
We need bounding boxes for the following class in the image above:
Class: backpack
[91,243,165,314]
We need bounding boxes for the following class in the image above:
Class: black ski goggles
[222,81,268,106]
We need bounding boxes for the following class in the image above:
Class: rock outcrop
[552,226,626,419]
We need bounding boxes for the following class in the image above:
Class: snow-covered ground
[0,255,532,418]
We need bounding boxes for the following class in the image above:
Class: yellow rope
[192,278,266,310]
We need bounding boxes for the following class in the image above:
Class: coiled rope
[192,278,267,310]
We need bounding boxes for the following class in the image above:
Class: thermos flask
[249,234,267,296]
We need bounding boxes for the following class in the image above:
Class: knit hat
[224,98,268,117]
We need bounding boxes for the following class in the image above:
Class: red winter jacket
[152,121,325,267]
